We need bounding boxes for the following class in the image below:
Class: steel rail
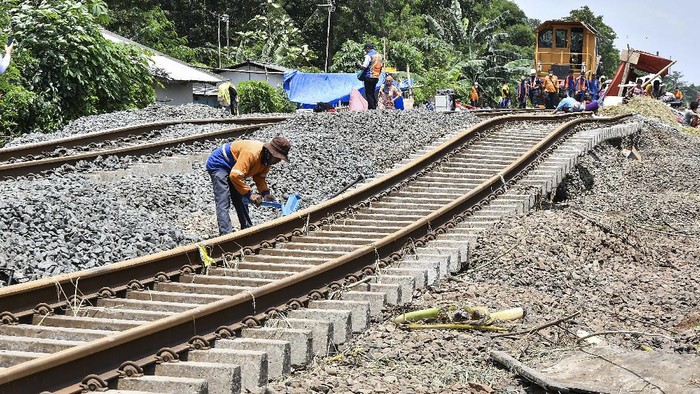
[0,121,282,179]
[0,116,289,163]
[471,108,550,116]
[0,113,583,319]
[0,113,631,393]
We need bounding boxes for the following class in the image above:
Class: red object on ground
[606,50,673,97]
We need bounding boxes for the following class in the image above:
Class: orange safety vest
[544,76,556,93]
[368,51,383,79]
[469,86,479,101]
[576,76,588,92]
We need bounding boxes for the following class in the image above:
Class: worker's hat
[265,136,291,162]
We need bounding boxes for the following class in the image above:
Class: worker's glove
[263,193,276,202]
[249,193,263,207]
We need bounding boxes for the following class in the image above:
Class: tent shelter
[283,70,403,109]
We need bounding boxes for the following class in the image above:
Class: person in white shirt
[0,40,14,75]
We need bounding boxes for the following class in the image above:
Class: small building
[216,61,287,88]
[192,83,220,107]
[101,29,224,106]
[534,20,600,78]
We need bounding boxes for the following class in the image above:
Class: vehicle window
[570,27,584,67]
[571,28,584,53]
[538,28,553,48]
[555,29,568,48]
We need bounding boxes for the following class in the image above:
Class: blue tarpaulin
[283,70,403,110]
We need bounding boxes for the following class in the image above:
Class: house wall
[193,95,219,107]
[220,66,284,88]
[154,81,193,106]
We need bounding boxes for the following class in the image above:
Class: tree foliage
[238,80,295,114]
[8,0,155,129]
[107,5,196,63]
[423,0,523,105]
[234,0,316,68]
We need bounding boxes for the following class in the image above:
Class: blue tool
[260,193,302,216]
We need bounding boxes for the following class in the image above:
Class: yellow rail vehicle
[535,20,599,77]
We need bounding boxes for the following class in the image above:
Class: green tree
[238,80,295,114]
[84,0,110,25]
[107,5,196,63]
[329,40,365,73]
[0,0,59,139]
[10,0,155,125]
[565,6,618,77]
[234,0,316,68]
[425,0,522,105]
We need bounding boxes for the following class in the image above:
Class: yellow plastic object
[198,244,215,267]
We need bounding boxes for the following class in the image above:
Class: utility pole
[222,14,230,65]
[217,14,221,68]
[317,0,335,73]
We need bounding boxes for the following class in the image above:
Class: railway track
[0,109,543,179]
[0,116,289,178]
[0,113,639,393]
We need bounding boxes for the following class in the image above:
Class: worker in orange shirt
[543,70,558,109]
[673,88,683,100]
[206,137,291,235]
[469,82,480,107]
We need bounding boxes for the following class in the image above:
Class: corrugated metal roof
[101,29,224,84]
[219,60,288,73]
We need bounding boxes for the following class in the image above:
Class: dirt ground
[264,117,700,394]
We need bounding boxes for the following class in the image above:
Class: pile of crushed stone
[265,118,700,393]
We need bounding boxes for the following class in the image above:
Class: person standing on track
[377,75,401,109]
[356,42,383,110]
[543,71,558,109]
[528,69,542,108]
[516,75,529,109]
[206,136,291,235]
[469,82,480,108]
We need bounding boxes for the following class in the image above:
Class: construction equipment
[259,193,302,216]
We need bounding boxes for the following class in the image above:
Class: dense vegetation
[1,0,697,138]
[1,0,156,139]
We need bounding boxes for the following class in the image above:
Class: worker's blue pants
[209,170,253,235]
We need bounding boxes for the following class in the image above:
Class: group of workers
[623,78,698,127]
[463,68,604,113]
[510,69,604,111]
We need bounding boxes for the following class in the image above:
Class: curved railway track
[0,112,638,393]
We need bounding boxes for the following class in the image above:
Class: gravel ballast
[2,105,697,393]
[0,107,480,283]
[264,116,700,393]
